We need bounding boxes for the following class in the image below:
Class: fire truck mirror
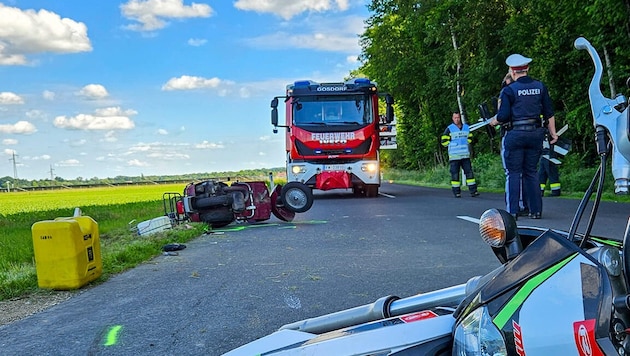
[271,97,278,108]
[385,94,394,123]
[386,105,394,123]
[271,107,278,127]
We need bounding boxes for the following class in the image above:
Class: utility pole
[49,164,55,180]
[9,151,18,180]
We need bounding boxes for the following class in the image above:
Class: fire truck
[271,78,395,198]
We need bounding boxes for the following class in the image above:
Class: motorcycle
[224,37,630,355]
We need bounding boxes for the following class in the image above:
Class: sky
[0,0,371,181]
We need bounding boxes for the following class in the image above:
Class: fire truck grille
[295,137,372,156]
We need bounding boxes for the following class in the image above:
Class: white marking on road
[379,192,396,198]
[457,215,480,224]
[283,293,302,309]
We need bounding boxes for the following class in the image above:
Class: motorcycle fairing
[455,230,617,355]
[497,254,610,355]
[455,229,582,320]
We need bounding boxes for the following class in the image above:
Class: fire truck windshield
[293,95,372,126]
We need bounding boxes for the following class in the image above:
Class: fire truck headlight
[291,165,306,175]
[361,163,378,173]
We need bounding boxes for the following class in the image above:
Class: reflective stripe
[540,184,546,189]
[451,181,461,187]
[550,183,561,190]
[466,178,476,185]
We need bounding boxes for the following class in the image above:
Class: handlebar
[575,37,630,194]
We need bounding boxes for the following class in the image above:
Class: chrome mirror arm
[575,37,630,194]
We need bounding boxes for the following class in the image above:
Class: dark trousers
[538,158,560,196]
[449,158,477,195]
[501,129,544,214]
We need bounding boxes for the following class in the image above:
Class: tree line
[0,168,285,190]
[359,0,630,169]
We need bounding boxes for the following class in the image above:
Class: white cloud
[102,130,118,142]
[243,15,365,53]
[162,75,225,90]
[246,31,361,53]
[57,159,81,167]
[146,152,190,159]
[157,128,168,135]
[53,106,136,130]
[95,107,138,117]
[0,92,24,104]
[69,139,87,147]
[162,76,279,98]
[2,138,18,145]
[25,110,46,119]
[195,140,224,149]
[234,0,349,20]
[121,0,214,32]
[26,154,51,160]
[127,159,149,167]
[42,90,55,100]
[187,38,207,46]
[0,4,92,65]
[0,120,37,134]
[3,148,17,155]
[78,84,109,99]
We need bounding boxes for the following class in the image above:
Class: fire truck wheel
[280,182,314,213]
[200,208,235,228]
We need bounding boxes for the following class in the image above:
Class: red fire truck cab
[271,78,394,197]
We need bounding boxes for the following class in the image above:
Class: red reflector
[316,171,351,190]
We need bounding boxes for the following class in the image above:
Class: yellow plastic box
[31,216,102,290]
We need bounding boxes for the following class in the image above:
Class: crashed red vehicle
[164,178,313,228]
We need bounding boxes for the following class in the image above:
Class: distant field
[0,184,187,216]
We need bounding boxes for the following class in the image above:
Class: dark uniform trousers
[538,156,561,196]
[502,128,545,215]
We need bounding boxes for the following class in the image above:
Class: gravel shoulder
[0,291,73,326]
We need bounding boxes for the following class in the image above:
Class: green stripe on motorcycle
[590,237,622,248]
[493,253,577,329]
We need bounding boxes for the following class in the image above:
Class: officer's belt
[510,118,541,131]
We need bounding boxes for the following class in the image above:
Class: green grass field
[0,183,207,301]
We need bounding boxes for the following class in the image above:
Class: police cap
[505,54,532,70]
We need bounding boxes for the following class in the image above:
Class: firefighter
[538,132,561,196]
[490,54,558,219]
[441,111,479,198]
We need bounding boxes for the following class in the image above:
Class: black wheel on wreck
[200,208,235,228]
[280,182,314,213]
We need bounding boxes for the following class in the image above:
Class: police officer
[490,54,558,219]
[441,111,479,198]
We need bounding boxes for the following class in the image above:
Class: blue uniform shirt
[496,76,554,124]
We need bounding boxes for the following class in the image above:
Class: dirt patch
[0,291,74,327]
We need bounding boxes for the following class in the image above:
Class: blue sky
[0,0,370,181]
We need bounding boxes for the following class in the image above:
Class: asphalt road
[1,183,629,355]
